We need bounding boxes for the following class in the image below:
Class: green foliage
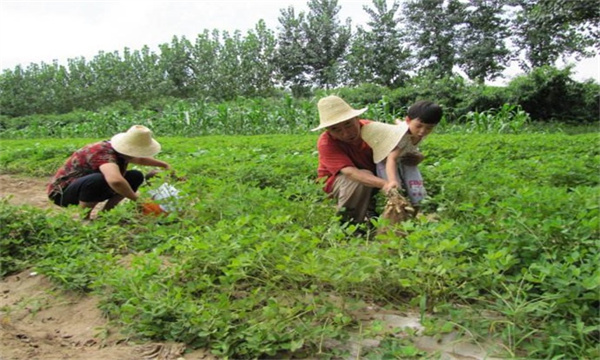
[458,84,510,116]
[0,202,55,276]
[457,0,510,83]
[1,72,598,140]
[0,96,319,139]
[1,1,598,118]
[275,7,310,97]
[440,104,531,134]
[302,0,352,89]
[508,65,600,122]
[1,132,598,358]
[510,0,599,69]
[346,0,410,88]
[388,73,469,120]
[401,0,466,78]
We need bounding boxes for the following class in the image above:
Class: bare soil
[0,174,53,210]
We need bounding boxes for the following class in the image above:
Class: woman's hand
[146,168,187,182]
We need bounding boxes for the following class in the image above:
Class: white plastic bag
[148,183,181,213]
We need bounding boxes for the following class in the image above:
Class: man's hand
[400,151,424,166]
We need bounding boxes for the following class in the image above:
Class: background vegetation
[1,0,598,122]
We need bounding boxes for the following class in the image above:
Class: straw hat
[111,125,161,157]
[361,121,409,163]
[312,95,368,131]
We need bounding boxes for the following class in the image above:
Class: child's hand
[382,180,401,195]
[400,151,424,166]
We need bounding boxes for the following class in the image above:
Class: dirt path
[0,269,213,360]
[0,174,53,209]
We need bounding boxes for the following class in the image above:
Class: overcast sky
[0,0,598,86]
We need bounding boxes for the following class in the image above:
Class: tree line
[0,0,598,117]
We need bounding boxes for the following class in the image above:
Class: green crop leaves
[1,132,598,358]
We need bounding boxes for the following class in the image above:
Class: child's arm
[382,148,403,194]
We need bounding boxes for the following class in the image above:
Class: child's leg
[399,164,426,211]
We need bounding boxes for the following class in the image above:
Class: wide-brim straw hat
[111,125,161,157]
[361,121,409,163]
[312,95,368,131]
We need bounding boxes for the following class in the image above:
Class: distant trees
[401,0,465,78]
[510,0,600,70]
[276,0,351,95]
[0,0,598,117]
[347,0,410,88]
[457,0,510,83]
[302,0,352,89]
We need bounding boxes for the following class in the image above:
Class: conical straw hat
[312,95,368,131]
[361,121,409,163]
[111,125,161,157]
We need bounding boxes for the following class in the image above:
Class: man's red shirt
[317,119,374,193]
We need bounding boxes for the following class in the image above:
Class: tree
[65,57,95,111]
[238,20,277,97]
[275,6,311,96]
[401,0,466,78]
[121,46,164,105]
[457,0,511,83]
[347,0,411,88]
[88,50,127,106]
[158,36,194,98]
[510,0,600,70]
[189,29,221,99]
[302,0,352,88]
[0,66,30,116]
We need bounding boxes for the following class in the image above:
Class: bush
[329,83,392,109]
[457,84,510,118]
[507,65,600,122]
[389,73,469,122]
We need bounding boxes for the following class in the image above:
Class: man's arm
[340,166,387,189]
[99,163,139,201]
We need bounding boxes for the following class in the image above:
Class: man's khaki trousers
[331,171,376,224]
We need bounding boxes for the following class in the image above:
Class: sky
[0,0,598,86]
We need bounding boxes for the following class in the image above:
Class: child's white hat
[361,121,409,163]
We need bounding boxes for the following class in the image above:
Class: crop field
[1,131,598,359]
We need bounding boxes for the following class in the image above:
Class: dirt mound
[0,269,213,360]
